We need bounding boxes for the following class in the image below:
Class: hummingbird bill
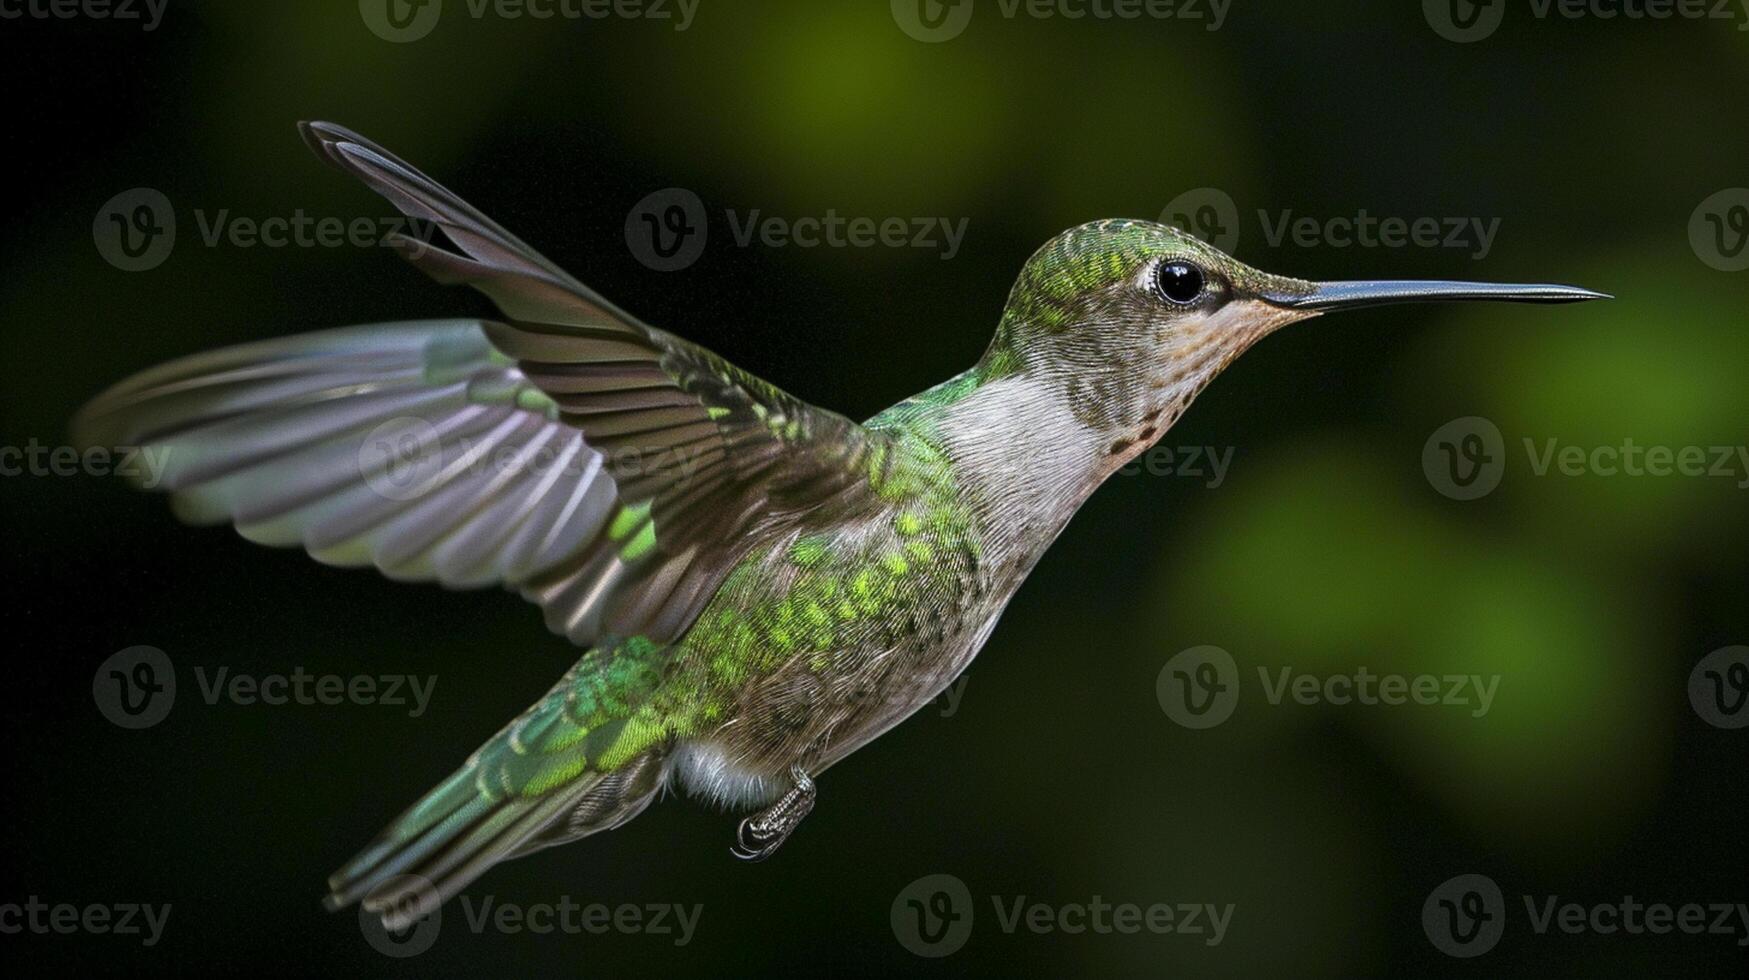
[72,122,1607,929]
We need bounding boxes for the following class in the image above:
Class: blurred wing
[74,320,630,626]
[74,123,885,648]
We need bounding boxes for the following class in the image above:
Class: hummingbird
[73,122,1607,929]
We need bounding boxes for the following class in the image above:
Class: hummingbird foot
[730,766,816,862]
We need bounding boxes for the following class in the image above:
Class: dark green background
[2,0,1746,975]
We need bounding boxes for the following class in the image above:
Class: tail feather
[324,649,677,927]
[327,744,673,928]
[328,779,599,930]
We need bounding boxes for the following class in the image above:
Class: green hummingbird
[73,122,1606,929]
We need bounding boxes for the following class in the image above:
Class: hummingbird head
[983,219,1606,470]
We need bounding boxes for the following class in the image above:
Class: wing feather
[78,123,890,653]
[299,121,889,641]
[73,322,631,602]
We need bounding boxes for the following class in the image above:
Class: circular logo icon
[93,646,176,730]
[1423,0,1505,43]
[891,0,974,42]
[1689,188,1749,273]
[359,875,442,957]
[1689,646,1749,730]
[360,0,443,43]
[1423,416,1505,501]
[1422,873,1505,958]
[625,188,709,272]
[94,188,176,273]
[891,873,973,957]
[359,417,445,501]
[1157,645,1239,729]
[1160,188,1241,256]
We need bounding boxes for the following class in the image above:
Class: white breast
[667,740,784,809]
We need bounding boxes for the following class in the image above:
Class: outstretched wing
[74,122,885,649]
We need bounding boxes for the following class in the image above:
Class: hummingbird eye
[1155,260,1206,305]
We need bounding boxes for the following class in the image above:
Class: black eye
[1155,261,1206,305]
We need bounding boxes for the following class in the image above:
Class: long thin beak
[1266,280,1611,313]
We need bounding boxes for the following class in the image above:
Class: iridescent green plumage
[72,123,1605,929]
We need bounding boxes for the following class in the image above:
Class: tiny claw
[731,818,779,862]
[728,766,816,862]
